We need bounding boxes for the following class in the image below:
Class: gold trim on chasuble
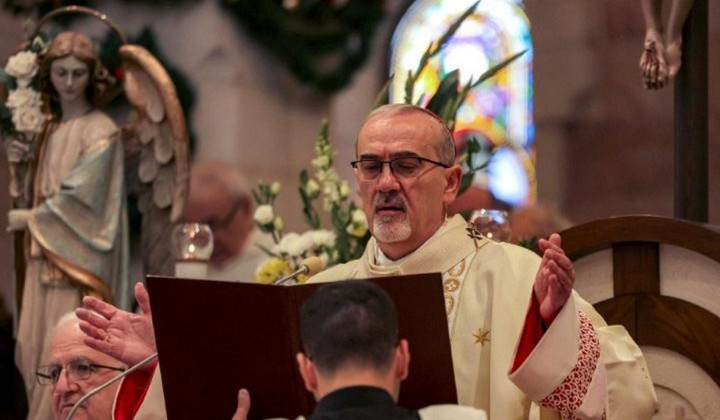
[443,254,475,335]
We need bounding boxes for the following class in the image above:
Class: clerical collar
[373,217,450,267]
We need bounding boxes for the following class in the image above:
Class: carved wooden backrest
[559,215,720,418]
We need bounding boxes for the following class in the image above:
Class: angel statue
[1,6,189,417]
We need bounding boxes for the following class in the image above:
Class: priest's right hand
[75,281,157,366]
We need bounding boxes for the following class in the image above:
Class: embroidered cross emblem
[466,224,483,249]
[473,328,490,346]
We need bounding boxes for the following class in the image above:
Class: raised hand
[534,233,575,326]
[75,282,156,366]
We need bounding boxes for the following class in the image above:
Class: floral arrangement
[251,0,525,285]
[1,34,50,207]
[252,119,369,284]
[0,36,49,139]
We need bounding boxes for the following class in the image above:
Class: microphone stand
[274,265,310,285]
[67,352,159,420]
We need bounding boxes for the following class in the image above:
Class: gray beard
[373,213,411,243]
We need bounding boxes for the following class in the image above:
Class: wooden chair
[559,215,720,418]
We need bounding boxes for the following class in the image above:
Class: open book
[146,273,456,419]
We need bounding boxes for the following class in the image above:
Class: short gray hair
[357,104,456,165]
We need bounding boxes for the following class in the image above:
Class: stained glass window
[390,0,534,206]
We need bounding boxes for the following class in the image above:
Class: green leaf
[458,172,475,196]
[372,74,393,110]
[251,189,262,205]
[425,70,460,117]
[469,49,527,89]
[256,243,277,258]
[299,169,309,185]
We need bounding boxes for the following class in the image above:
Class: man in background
[183,161,272,281]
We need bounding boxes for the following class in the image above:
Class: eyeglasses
[351,156,450,181]
[36,358,126,386]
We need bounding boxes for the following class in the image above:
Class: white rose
[12,106,45,133]
[253,205,275,225]
[309,229,336,248]
[5,51,39,82]
[6,88,42,110]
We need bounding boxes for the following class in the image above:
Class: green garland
[3,0,385,94]
[219,0,384,94]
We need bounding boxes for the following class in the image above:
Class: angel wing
[120,44,190,277]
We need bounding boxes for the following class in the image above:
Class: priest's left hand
[534,233,575,326]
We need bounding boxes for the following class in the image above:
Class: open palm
[76,282,157,366]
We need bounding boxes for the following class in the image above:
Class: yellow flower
[346,223,368,238]
[295,274,310,284]
[254,257,290,284]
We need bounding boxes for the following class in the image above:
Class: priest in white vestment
[307,104,657,419]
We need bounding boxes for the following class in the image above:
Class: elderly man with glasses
[36,312,126,420]
[309,103,658,419]
[182,161,274,281]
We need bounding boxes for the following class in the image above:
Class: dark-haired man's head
[296,281,410,401]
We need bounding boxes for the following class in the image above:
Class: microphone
[274,256,325,285]
[67,352,159,420]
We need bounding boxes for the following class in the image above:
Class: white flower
[339,181,350,199]
[308,229,336,248]
[270,182,281,196]
[351,209,367,226]
[6,88,41,110]
[253,205,275,225]
[5,51,39,84]
[312,155,330,169]
[276,232,313,257]
[305,179,320,197]
[12,106,45,133]
[273,216,284,231]
[318,251,330,268]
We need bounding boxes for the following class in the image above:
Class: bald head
[183,162,254,266]
[358,104,456,166]
[47,313,125,420]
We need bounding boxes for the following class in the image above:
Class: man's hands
[231,389,251,420]
[534,233,575,326]
[75,282,157,366]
